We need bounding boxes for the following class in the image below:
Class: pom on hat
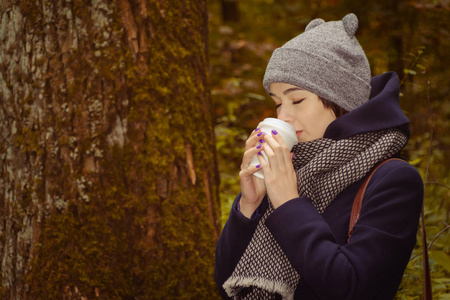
[263,13,371,111]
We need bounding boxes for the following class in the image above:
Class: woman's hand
[239,128,267,218]
[258,130,299,208]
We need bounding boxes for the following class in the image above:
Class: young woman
[215,14,423,300]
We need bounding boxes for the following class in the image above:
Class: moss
[20,0,219,298]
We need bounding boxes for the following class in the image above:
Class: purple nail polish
[258,152,262,156]
[257,132,263,137]
[256,145,262,149]
[255,164,261,168]
[259,139,264,143]
[255,128,260,132]
[272,129,278,135]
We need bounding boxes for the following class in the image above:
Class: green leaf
[403,68,417,75]
[247,93,266,101]
[416,64,426,70]
[430,251,450,273]
[437,292,450,300]
[409,158,422,166]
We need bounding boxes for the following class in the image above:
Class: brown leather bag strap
[347,158,403,241]
[347,157,432,299]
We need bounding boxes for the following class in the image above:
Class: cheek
[315,109,336,132]
[302,107,335,138]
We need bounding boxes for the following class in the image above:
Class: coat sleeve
[265,160,423,300]
[214,194,268,298]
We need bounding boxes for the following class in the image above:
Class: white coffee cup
[249,118,297,179]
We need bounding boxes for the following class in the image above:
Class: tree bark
[0,0,220,299]
[221,0,239,22]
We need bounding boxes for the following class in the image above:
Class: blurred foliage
[207,0,449,298]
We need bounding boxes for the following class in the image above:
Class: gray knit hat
[263,13,371,111]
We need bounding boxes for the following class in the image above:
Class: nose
[277,105,293,124]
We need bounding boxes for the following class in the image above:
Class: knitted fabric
[263,13,371,111]
[223,129,408,299]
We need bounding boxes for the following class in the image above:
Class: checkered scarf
[223,129,408,299]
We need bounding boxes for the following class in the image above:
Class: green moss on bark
[20,0,219,299]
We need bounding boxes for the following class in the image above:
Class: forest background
[209,0,449,299]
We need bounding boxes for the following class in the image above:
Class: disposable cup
[249,118,297,179]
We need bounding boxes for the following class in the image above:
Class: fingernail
[272,129,278,135]
[259,139,264,143]
[257,132,263,137]
[255,128,260,132]
[255,164,261,168]
[291,153,295,158]
[258,152,262,156]
[256,145,262,149]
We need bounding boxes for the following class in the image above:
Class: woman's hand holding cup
[239,118,299,217]
[257,130,299,208]
[239,128,267,218]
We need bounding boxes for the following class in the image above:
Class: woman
[214,13,423,300]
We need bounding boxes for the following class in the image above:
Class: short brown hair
[319,98,348,118]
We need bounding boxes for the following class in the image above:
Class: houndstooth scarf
[223,129,408,299]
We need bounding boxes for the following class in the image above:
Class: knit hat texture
[263,13,371,111]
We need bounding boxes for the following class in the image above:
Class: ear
[342,13,358,36]
[305,18,325,31]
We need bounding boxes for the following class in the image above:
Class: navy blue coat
[215,72,424,300]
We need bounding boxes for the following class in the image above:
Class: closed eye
[293,98,305,104]
[275,98,305,109]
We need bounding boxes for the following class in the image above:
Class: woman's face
[269,82,337,143]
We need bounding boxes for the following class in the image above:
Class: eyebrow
[269,87,304,97]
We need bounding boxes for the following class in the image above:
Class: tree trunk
[0,0,220,299]
[221,0,239,22]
